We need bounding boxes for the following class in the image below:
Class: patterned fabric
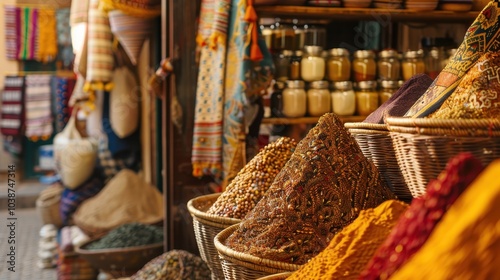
[405,0,500,117]
[57,248,98,280]
[24,75,53,140]
[56,8,74,69]
[54,77,76,133]
[4,6,20,60]
[69,0,89,26]
[109,10,152,65]
[18,7,38,60]
[59,174,104,226]
[96,134,140,183]
[1,76,25,136]
[196,0,215,46]
[359,153,484,280]
[99,0,161,18]
[37,8,58,63]
[391,159,500,280]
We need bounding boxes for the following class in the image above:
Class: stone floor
[0,208,57,280]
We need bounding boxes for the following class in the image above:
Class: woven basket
[256,272,293,279]
[187,193,241,280]
[36,184,64,228]
[344,122,412,202]
[214,224,301,280]
[386,117,500,198]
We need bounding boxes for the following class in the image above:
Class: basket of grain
[214,224,301,280]
[344,122,412,202]
[386,117,500,198]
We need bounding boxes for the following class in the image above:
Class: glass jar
[424,47,446,80]
[355,80,379,116]
[377,49,401,81]
[270,81,286,117]
[301,45,325,82]
[260,18,275,51]
[274,50,293,82]
[272,20,295,52]
[327,48,351,82]
[303,24,326,48]
[331,81,356,116]
[289,50,302,80]
[379,80,399,105]
[307,80,331,117]
[402,50,425,81]
[292,19,305,51]
[282,80,307,118]
[352,50,377,82]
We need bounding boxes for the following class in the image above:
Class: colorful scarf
[1,76,25,137]
[37,8,58,63]
[4,6,20,60]
[18,7,38,60]
[56,8,74,69]
[391,159,500,280]
[53,77,76,133]
[359,153,484,280]
[405,0,500,117]
[24,75,53,140]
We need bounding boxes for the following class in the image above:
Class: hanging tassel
[244,0,263,61]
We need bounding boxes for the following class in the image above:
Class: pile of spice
[207,137,297,219]
[224,113,395,265]
[131,250,211,280]
[86,223,163,250]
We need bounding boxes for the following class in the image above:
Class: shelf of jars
[262,115,365,125]
[255,6,478,22]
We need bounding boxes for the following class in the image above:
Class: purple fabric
[30,9,38,59]
[364,74,434,124]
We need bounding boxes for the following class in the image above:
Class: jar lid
[357,80,377,90]
[309,80,329,89]
[274,81,286,90]
[293,50,303,57]
[333,81,353,91]
[328,48,349,57]
[353,50,375,59]
[378,49,399,58]
[286,80,305,89]
[303,45,324,56]
[380,80,400,89]
[280,50,294,57]
[404,49,424,59]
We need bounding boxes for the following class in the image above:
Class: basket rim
[385,116,500,129]
[214,224,302,272]
[187,193,242,225]
[344,122,388,131]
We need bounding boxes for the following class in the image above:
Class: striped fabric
[109,10,152,65]
[100,0,161,18]
[18,7,39,60]
[69,0,89,26]
[24,75,53,140]
[53,77,76,133]
[196,0,215,46]
[4,6,20,60]
[1,76,25,136]
[86,0,114,83]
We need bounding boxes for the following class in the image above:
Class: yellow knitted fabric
[37,9,58,63]
[99,0,161,18]
[287,200,408,280]
[391,160,500,280]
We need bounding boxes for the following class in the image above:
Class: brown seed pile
[207,137,297,219]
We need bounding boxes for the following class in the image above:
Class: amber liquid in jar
[355,81,379,116]
[377,49,401,81]
[353,50,377,82]
[379,80,400,105]
[402,50,425,81]
[327,48,351,82]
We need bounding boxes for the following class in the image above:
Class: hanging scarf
[1,76,25,137]
[17,7,38,60]
[191,0,231,179]
[24,75,53,141]
[56,8,74,69]
[99,0,161,18]
[53,77,76,133]
[70,0,89,76]
[405,0,500,117]
[37,8,58,63]
[4,6,20,60]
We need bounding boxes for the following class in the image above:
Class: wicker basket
[187,193,241,280]
[256,272,293,279]
[386,117,500,198]
[344,122,412,202]
[36,184,64,228]
[214,224,301,280]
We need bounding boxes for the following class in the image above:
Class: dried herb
[86,223,163,250]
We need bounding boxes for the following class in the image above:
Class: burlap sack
[73,169,164,238]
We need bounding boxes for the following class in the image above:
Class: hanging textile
[24,75,53,140]
[18,7,38,60]
[56,8,74,69]
[53,77,76,133]
[191,0,230,179]
[37,8,58,63]
[70,0,89,76]
[222,0,274,185]
[4,6,20,60]
[99,0,161,18]
[1,76,25,137]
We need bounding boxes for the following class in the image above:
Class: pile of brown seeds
[207,137,297,219]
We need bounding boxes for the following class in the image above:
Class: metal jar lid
[303,45,324,56]
[293,50,303,58]
[357,80,378,90]
[328,48,350,57]
[280,50,294,57]
[380,80,400,89]
[404,49,424,59]
[378,49,399,59]
[333,81,353,91]
[285,80,305,89]
[309,80,329,89]
[353,50,376,59]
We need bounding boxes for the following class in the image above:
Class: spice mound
[224,113,395,265]
[86,223,163,250]
[131,250,211,280]
[207,137,297,219]
[429,51,500,119]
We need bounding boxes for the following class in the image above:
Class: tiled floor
[0,208,57,280]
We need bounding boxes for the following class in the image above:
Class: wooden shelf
[262,115,365,125]
[256,6,478,22]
